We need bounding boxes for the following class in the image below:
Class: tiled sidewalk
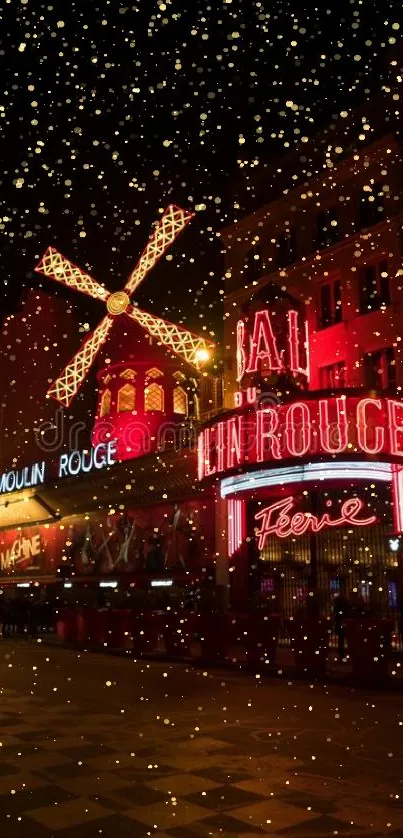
[0,641,402,837]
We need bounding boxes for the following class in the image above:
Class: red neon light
[236,320,247,382]
[246,310,283,376]
[356,398,385,454]
[319,396,348,454]
[217,422,226,473]
[285,401,311,456]
[287,310,310,382]
[200,427,217,477]
[254,495,377,548]
[256,408,282,461]
[392,465,403,534]
[197,432,204,482]
[228,498,246,556]
[387,400,403,456]
[237,308,310,383]
[234,387,259,409]
[197,395,403,481]
[226,416,243,469]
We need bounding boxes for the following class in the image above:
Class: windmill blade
[127,305,214,368]
[35,247,109,303]
[47,315,114,407]
[124,205,194,297]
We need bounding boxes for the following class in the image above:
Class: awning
[0,490,59,531]
[38,449,202,518]
[0,449,204,529]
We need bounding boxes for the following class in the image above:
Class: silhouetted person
[349,590,370,618]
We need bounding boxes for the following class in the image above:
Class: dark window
[245,245,263,280]
[359,181,386,228]
[276,228,297,267]
[358,259,390,314]
[318,278,342,329]
[316,207,340,249]
[363,346,396,391]
[319,362,346,389]
[388,581,398,610]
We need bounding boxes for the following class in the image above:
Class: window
[364,347,396,391]
[173,385,188,416]
[318,278,342,329]
[319,362,346,389]
[276,228,297,267]
[316,207,340,249]
[145,382,164,412]
[117,384,136,412]
[245,245,263,281]
[359,259,390,314]
[120,368,136,380]
[359,182,385,228]
[146,367,163,379]
[173,370,186,382]
[100,389,111,417]
[145,368,164,411]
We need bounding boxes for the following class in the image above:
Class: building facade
[0,292,219,611]
[199,95,403,621]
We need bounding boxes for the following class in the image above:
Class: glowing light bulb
[195,348,210,364]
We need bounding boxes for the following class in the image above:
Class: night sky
[0,1,401,339]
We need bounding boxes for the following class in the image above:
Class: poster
[0,500,213,578]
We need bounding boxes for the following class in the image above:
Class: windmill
[35,205,214,407]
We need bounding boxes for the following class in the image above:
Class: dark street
[0,642,402,837]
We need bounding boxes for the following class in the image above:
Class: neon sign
[0,462,46,495]
[58,441,117,478]
[254,496,377,547]
[0,441,117,496]
[197,395,402,481]
[228,498,246,557]
[0,532,42,572]
[236,309,309,383]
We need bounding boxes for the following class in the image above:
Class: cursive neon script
[254,495,377,548]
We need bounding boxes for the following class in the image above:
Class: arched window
[146,367,163,379]
[145,382,164,412]
[100,389,111,417]
[120,368,136,381]
[117,384,136,412]
[173,385,188,416]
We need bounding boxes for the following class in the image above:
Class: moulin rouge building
[0,207,219,602]
[2,86,403,624]
[199,88,403,619]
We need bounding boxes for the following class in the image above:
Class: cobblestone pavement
[0,641,402,837]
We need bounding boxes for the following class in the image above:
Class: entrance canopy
[0,490,58,531]
[0,448,200,533]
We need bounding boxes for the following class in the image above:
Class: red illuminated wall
[93,318,196,460]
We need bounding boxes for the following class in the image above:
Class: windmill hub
[106,291,130,316]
